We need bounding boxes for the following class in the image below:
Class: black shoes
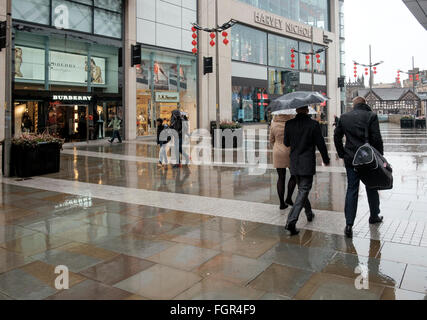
[306,211,315,222]
[344,225,353,238]
[285,198,294,206]
[369,215,384,224]
[280,203,289,210]
[285,223,300,236]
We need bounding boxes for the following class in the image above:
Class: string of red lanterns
[289,49,323,69]
[354,63,357,78]
[191,26,198,54]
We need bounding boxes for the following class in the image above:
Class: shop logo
[254,12,282,30]
[285,22,312,38]
[53,4,69,29]
[53,95,92,101]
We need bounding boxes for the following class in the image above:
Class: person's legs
[344,167,360,226]
[160,145,168,164]
[117,130,122,143]
[110,131,116,143]
[276,168,287,209]
[174,136,180,166]
[286,173,297,205]
[366,186,382,223]
[286,175,313,228]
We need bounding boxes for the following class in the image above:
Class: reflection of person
[269,114,297,210]
[108,114,122,143]
[334,96,384,238]
[15,48,23,78]
[21,111,33,133]
[284,106,330,236]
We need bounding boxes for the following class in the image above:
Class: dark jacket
[334,103,384,167]
[284,113,330,176]
[157,124,166,146]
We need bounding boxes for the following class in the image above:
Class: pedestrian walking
[108,113,122,143]
[156,118,168,167]
[170,109,189,168]
[334,96,384,238]
[269,114,297,210]
[284,106,330,235]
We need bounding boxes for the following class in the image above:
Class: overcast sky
[345,0,427,85]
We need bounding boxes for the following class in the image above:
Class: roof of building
[357,88,417,100]
[403,0,427,30]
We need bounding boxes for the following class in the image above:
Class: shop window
[95,0,122,12]
[231,24,267,65]
[268,34,298,69]
[232,86,269,123]
[268,68,299,95]
[14,102,39,137]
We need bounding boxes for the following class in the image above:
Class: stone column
[0,0,6,142]
[124,0,137,140]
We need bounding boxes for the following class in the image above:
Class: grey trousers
[286,175,313,225]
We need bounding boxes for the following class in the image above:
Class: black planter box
[210,121,243,148]
[400,118,414,128]
[11,142,61,178]
[415,119,426,129]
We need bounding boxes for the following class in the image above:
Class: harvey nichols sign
[254,12,312,38]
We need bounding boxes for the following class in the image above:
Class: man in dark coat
[284,106,330,235]
[334,96,384,238]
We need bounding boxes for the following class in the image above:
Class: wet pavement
[0,122,426,300]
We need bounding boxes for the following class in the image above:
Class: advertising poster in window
[14,46,106,85]
[14,46,45,81]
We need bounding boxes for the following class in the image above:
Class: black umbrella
[267,91,329,113]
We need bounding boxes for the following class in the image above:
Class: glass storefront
[231,24,327,124]
[12,0,122,38]
[13,30,122,142]
[136,48,197,136]
[238,0,330,31]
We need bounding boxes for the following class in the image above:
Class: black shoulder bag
[352,114,393,190]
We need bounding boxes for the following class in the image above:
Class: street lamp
[353,45,384,92]
[397,57,420,94]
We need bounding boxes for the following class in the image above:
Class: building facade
[6,0,124,142]
[1,0,344,142]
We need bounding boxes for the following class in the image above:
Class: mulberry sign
[253,11,312,39]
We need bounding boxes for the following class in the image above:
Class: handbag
[352,114,393,190]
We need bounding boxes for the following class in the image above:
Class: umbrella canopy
[271,107,317,116]
[267,91,328,113]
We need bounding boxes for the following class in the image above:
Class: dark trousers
[345,166,380,226]
[276,168,297,206]
[110,130,122,143]
[286,175,313,226]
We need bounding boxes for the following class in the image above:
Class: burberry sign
[254,12,312,39]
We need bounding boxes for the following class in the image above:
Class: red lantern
[373,66,376,70]
[210,33,216,39]
[317,59,321,64]
[192,33,197,39]
[354,74,357,78]
[306,60,310,65]
[191,26,197,32]
[223,38,229,45]
[192,48,197,54]
[210,40,215,47]
[291,53,295,58]
[416,74,420,80]
[354,66,357,70]
[374,71,377,74]
[222,31,228,37]
[365,72,368,76]
[291,59,295,63]
[316,54,320,58]
[192,40,197,46]
[291,48,295,53]
[291,64,295,69]
[306,55,310,60]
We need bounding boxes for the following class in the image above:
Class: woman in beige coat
[270,114,297,209]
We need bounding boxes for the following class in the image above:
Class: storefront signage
[15,46,106,85]
[285,22,312,38]
[254,12,282,30]
[52,95,92,101]
[254,12,312,39]
[155,92,180,103]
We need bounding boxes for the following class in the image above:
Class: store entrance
[47,104,89,142]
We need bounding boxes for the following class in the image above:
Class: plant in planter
[210,121,243,148]
[10,132,64,178]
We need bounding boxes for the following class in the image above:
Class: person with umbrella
[269,91,330,235]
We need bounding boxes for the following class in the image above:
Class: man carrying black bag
[334,97,385,238]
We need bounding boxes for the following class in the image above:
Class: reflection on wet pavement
[0,122,426,300]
